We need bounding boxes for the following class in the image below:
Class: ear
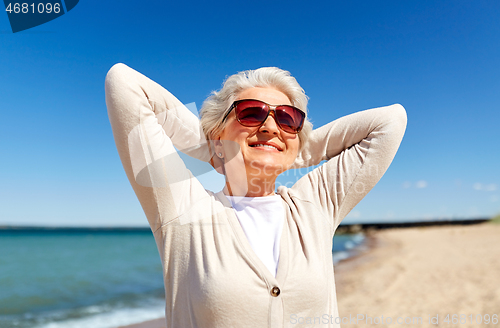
[212,133,224,156]
[209,135,225,175]
[213,137,223,152]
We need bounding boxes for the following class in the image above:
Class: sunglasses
[222,99,305,134]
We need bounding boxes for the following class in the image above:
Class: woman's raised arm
[105,63,211,231]
[291,104,407,232]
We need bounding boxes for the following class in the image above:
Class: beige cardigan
[105,63,407,328]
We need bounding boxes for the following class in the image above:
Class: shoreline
[118,223,500,328]
[336,223,500,327]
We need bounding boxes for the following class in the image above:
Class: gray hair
[199,67,312,151]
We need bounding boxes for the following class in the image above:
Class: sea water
[0,229,364,328]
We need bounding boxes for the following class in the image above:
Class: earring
[218,153,223,158]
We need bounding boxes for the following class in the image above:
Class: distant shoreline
[0,217,491,234]
[334,217,490,234]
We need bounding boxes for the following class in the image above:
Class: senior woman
[105,63,406,328]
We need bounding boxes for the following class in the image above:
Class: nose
[258,111,280,135]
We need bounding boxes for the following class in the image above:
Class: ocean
[0,229,365,328]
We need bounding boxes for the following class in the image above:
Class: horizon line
[0,216,492,231]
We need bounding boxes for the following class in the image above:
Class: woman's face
[217,87,300,181]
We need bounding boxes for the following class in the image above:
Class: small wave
[34,298,165,328]
[332,251,350,264]
[351,232,365,243]
[332,233,367,264]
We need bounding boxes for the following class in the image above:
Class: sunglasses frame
[221,99,306,134]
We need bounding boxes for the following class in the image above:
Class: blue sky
[1,0,498,226]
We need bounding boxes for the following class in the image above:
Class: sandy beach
[120,222,500,328]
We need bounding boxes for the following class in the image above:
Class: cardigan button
[271,286,280,297]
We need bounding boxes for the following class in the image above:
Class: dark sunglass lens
[276,106,304,133]
[235,101,268,125]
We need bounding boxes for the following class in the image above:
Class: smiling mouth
[250,144,281,151]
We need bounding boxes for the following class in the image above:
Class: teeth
[251,144,279,150]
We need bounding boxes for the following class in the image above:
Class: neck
[221,153,280,197]
[223,175,277,197]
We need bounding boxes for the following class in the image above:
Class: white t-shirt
[225,195,284,277]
